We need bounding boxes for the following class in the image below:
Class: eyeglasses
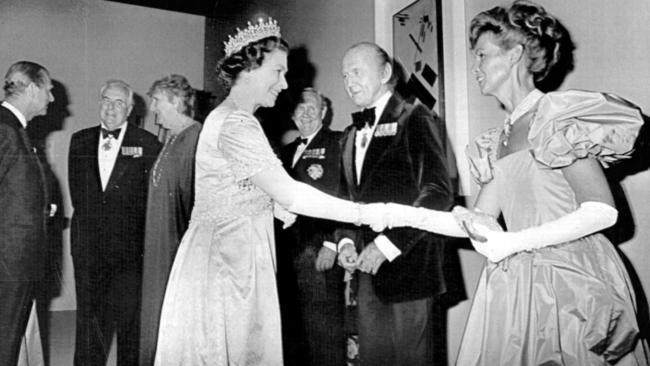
[100,97,128,110]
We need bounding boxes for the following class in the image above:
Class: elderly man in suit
[0,60,53,366]
[277,88,345,366]
[68,80,160,366]
[336,42,457,366]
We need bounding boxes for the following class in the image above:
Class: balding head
[342,42,393,108]
[4,61,50,99]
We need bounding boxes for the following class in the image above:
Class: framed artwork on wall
[392,0,445,120]
[375,0,472,195]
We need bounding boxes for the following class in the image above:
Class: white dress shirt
[354,91,392,183]
[338,91,401,262]
[98,123,127,191]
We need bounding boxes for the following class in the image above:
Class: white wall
[0,0,205,310]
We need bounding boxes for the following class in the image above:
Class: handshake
[356,202,397,232]
[356,202,502,236]
[355,202,509,263]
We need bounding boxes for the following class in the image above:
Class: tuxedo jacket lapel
[280,141,298,171]
[358,95,406,190]
[341,126,358,196]
[80,127,102,193]
[105,126,134,192]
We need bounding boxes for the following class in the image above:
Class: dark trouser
[73,259,141,366]
[279,245,346,366]
[296,249,345,366]
[358,272,446,366]
[0,281,34,366]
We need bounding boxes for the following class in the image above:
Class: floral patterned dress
[458,90,649,365]
[154,105,284,365]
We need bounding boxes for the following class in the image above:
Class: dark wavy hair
[469,0,570,84]
[216,36,289,91]
[3,60,50,98]
[148,74,196,118]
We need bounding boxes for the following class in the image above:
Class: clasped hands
[337,241,386,275]
[356,202,517,263]
[450,206,514,263]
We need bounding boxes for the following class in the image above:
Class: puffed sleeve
[529,90,643,168]
[218,110,281,181]
[466,128,501,185]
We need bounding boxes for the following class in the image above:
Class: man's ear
[26,82,38,97]
[171,95,183,114]
[320,105,328,121]
[380,62,393,85]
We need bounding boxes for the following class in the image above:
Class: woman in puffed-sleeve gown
[153,20,384,366]
[380,1,650,365]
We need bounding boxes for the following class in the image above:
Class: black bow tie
[101,127,120,139]
[295,137,308,145]
[351,107,376,129]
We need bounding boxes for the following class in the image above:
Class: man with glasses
[68,80,160,366]
[276,88,346,366]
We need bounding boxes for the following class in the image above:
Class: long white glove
[468,201,618,263]
[273,202,296,229]
[382,203,468,237]
[287,182,386,228]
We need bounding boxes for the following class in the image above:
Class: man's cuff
[374,235,401,262]
[323,241,337,252]
[337,238,354,252]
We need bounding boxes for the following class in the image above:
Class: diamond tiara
[224,18,281,57]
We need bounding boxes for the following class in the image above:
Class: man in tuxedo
[336,42,455,366]
[68,80,160,366]
[0,61,53,366]
[277,88,345,366]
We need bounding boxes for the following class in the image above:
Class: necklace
[151,134,178,187]
[502,118,513,146]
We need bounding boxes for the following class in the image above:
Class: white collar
[2,101,28,128]
[367,91,392,125]
[100,122,127,139]
[507,89,544,125]
[301,125,322,145]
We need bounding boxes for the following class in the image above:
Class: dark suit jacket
[280,128,343,253]
[338,93,454,303]
[68,124,160,270]
[0,105,48,281]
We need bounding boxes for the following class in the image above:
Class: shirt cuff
[337,238,355,252]
[374,235,401,262]
[323,241,337,252]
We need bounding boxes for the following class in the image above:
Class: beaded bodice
[190,106,279,224]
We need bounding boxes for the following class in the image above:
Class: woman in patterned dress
[378,1,650,364]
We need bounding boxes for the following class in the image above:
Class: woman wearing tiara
[153,19,382,365]
[376,1,649,364]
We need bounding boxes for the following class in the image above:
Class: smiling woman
[138,74,201,366]
[152,19,386,366]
